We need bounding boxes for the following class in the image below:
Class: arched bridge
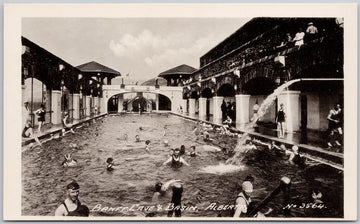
[102,85,183,113]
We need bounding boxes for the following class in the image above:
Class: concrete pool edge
[21,113,108,147]
[170,112,344,170]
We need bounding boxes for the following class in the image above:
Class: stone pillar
[277,91,301,132]
[118,95,124,113]
[156,94,159,111]
[100,97,106,114]
[188,98,196,116]
[85,95,91,117]
[198,97,207,119]
[51,90,62,125]
[72,94,80,120]
[235,94,250,124]
[212,96,224,123]
[93,96,99,115]
[182,99,187,114]
[22,85,26,103]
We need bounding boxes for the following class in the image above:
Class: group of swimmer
[50,116,308,217]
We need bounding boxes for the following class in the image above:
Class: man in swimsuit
[234,181,253,217]
[55,181,89,216]
[163,148,190,167]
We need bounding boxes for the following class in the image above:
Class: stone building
[182,18,343,140]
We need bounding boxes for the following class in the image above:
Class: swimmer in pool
[135,135,141,142]
[151,179,184,217]
[189,145,200,157]
[203,133,213,142]
[145,140,151,151]
[179,145,186,155]
[163,148,190,167]
[106,157,115,171]
[62,154,77,167]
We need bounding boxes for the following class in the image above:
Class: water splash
[199,162,246,175]
[226,79,300,165]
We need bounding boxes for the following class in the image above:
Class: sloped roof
[76,61,120,76]
[158,64,197,77]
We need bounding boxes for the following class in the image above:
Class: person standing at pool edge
[55,181,89,216]
[35,104,46,133]
[276,103,286,138]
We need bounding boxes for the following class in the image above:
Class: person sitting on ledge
[62,112,75,136]
[22,120,42,147]
[223,116,233,126]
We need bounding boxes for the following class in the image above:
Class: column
[51,90,62,125]
[72,94,80,120]
[188,98,196,116]
[277,90,301,132]
[22,85,26,104]
[93,96,99,115]
[118,95,124,113]
[198,97,207,119]
[235,94,250,124]
[85,95,91,117]
[182,99,187,114]
[212,96,224,123]
[100,97,106,114]
[156,94,159,111]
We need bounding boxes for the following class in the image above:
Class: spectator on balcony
[293,28,305,46]
[276,33,293,50]
[305,22,318,42]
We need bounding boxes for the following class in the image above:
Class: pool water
[22,114,343,217]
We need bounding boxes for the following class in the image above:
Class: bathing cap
[242,181,253,194]
[292,145,299,152]
[67,181,80,190]
[145,140,150,145]
[173,148,180,154]
[106,157,113,163]
[155,182,163,192]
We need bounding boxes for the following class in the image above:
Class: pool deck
[22,111,343,170]
[21,113,108,147]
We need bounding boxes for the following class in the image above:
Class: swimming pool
[22,114,343,218]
